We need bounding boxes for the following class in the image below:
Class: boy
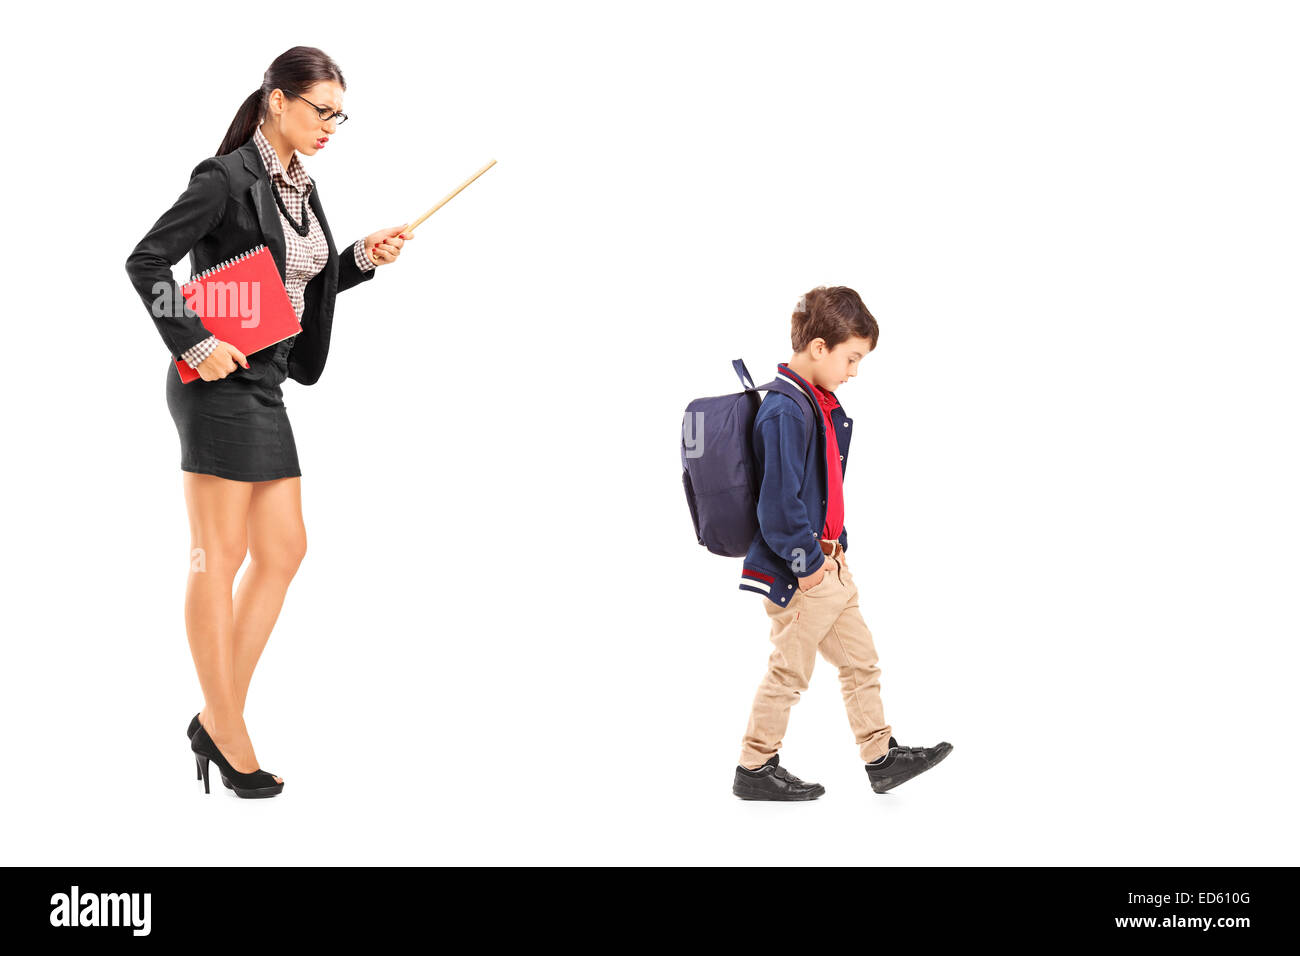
[733,286,952,800]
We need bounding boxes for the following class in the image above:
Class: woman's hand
[197,342,249,381]
[365,225,412,266]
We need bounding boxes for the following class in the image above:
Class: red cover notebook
[173,245,302,383]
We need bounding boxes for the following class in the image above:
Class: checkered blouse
[180,125,375,368]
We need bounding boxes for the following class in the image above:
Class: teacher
[125,46,410,798]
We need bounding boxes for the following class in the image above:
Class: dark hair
[791,286,879,352]
[216,46,347,156]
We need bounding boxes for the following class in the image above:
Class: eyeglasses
[283,90,349,125]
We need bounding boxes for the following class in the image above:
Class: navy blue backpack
[681,359,817,557]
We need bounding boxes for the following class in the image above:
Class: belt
[819,538,842,556]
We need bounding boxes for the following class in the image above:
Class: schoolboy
[733,286,953,800]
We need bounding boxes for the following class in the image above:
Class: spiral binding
[186,244,267,285]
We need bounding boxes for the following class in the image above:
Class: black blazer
[125,133,376,386]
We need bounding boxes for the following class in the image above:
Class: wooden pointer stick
[403,159,497,235]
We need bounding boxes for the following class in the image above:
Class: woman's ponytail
[216,87,265,157]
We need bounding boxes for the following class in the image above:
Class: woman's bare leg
[183,472,280,782]
[227,476,306,713]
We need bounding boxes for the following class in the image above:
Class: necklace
[270,178,311,237]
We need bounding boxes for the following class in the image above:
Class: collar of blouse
[253,125,312,197]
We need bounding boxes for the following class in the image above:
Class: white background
[2,1,1297,865]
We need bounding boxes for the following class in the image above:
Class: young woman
[125,46,411,798]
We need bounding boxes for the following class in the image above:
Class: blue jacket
[739,363,854,607]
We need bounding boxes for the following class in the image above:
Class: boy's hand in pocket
[798,565,829,591]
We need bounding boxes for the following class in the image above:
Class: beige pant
[739,541,892,768]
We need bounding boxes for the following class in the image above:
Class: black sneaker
[733,754,826,801]
[865,736,952,793]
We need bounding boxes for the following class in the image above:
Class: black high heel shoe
[191,724,284,798]
[188,713,233,789]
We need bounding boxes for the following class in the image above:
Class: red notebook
[173,245,303,383]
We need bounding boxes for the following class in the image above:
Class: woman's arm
[335,238,378,293]
[125,157,230,358]
[336,225,411,293]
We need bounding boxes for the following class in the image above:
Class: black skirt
[165,337,302,482]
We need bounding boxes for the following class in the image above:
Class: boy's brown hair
[791,286,879,352]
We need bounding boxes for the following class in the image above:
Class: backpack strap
[732,358,818,454]
[732,358,756,391]
[760,379,817,455]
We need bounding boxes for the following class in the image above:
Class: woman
[125,46,411,798]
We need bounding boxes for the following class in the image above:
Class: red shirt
[814,384,845,541]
